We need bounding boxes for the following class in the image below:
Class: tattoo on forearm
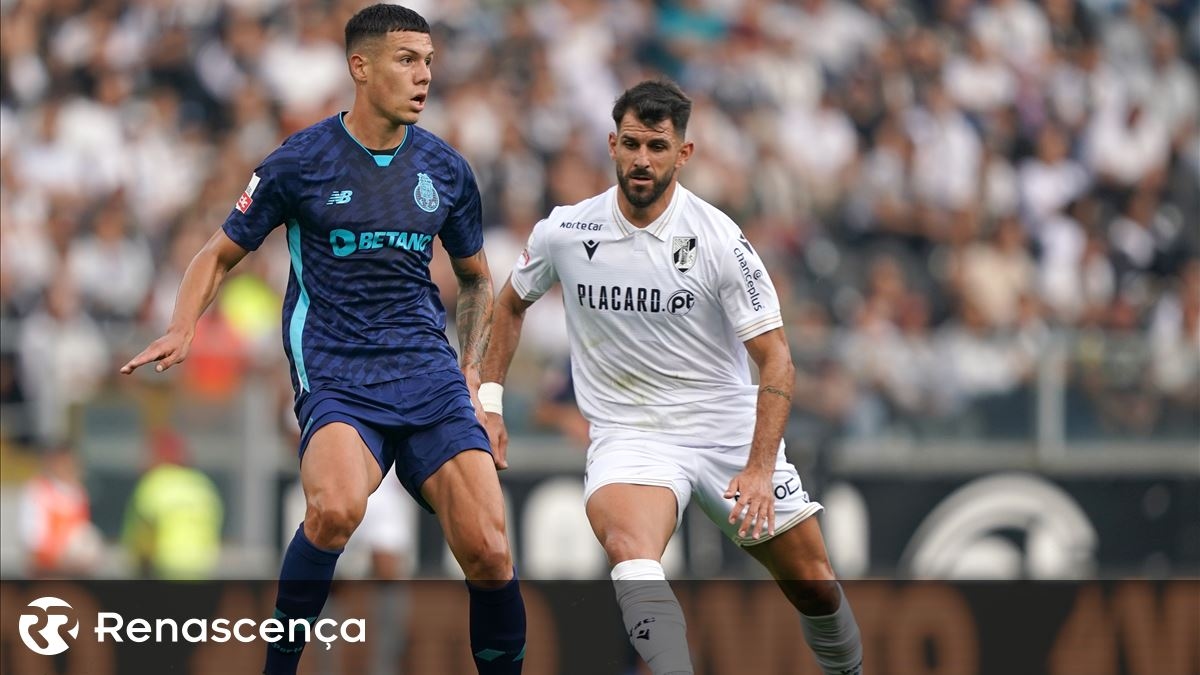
[457,276,493,368]
[763,385,791,402]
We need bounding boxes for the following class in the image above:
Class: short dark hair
[611,79,693,138]
[345,4,430,55]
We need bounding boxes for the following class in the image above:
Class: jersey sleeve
[438,155,484,259]
[221,146,297,252]
[508,215,559,302]
[716,232,784,341]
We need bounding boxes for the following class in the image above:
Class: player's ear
[348,51,370,84]
[675,139,694,168]
[607,131,618,159]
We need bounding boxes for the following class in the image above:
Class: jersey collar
[338,112,411,167]
[609,183,684,241]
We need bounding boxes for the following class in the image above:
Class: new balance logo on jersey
[583,240,599,260]
[326,190,354,205]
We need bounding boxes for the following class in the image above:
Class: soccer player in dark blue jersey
[121,5,526,674]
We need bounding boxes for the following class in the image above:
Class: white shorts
[582,432,824,547]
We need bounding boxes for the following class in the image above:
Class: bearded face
[608,112,692,215]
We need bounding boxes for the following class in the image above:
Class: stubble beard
[617,167,674,210]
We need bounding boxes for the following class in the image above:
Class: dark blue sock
[263,525,341,675]
[467,571,527,674]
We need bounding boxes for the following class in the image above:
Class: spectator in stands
[1039,198,1117,325]
[1085,87,1171,191]
[936,297,1036,433]
[958,215,1036,330]
[122,430,223,579]
[19,445,103,577]
[1074,294,1159,436]
[66,195,154,321]
[1149,260,1200,434]
[1018,124,1090,228]
[17,274,109,446]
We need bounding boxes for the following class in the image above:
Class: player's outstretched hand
[724,469,775,540]
[483,413,509,471]
[120,329,193,375]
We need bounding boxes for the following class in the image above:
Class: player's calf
[264,524,345,675]
[612,559,693,675]
[796,583,863,675]
[776,561,841,616]
[745,519,864,675]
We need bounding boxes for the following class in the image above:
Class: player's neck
[342,108,408,151]
[616,181,677,229]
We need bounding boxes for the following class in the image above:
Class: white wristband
[478,382,504,415]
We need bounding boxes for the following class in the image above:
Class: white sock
[799,584,864,675]
[611,559,693,675]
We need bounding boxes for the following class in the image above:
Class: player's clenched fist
[120,328,193,374]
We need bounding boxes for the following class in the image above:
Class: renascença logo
[19,596,79,655]
[16,596,366,654]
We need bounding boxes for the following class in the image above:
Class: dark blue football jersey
[222,113,482,392]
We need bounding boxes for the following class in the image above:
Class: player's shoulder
[409,125,472,169]
[534,188,614,232]
[260,115,340,171]
[286,115,340,149]
[677,185,744,243]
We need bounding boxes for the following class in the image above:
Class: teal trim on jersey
[286,220,311,391]
[339,112,409,167]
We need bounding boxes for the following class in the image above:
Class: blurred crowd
[0,0,1197,454]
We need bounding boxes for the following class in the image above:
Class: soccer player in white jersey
[480,79,864,675]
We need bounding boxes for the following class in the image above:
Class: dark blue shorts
[295,369,491,512]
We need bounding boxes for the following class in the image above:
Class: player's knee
[599,531,656,565]
[456,531,512,581]
[793,557,836,583]
[306,499,366,550]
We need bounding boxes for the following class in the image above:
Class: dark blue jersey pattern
[222,113,482,393]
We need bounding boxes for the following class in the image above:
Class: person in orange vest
[18,445,104,577]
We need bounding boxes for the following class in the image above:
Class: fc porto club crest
[414,172,440,213]
[672,236,697,273]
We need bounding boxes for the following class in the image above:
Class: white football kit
[509,185,822,545]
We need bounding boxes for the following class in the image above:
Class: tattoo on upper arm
[763,385,791,402]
